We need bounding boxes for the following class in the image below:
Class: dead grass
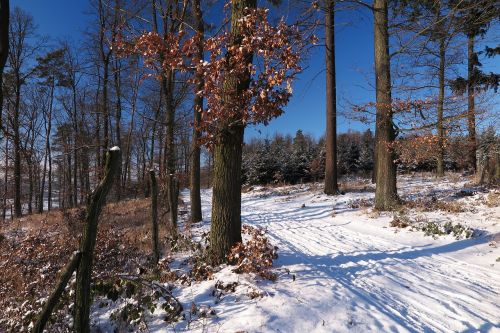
[0,197,179,332]
[486,191,500,208]
[404,198,467,213]
[339,178,374,193]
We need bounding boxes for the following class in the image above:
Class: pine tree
[359,129,374,172]
[449,0,500,172]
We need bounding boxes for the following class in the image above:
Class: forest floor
[1,174,499,332]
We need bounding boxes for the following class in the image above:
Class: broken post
[32,251,82,333]
[74,147,121,333]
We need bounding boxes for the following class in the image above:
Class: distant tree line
[240,127,499,186]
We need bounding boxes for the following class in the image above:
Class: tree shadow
[272,233,498,332]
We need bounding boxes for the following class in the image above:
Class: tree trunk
[149,170,159,264]
[164,69,176,206]
[72,85,79,206]
[67,147,74,207]
[210,125,245,263]
[372,132,378,184]
[27,154,33,215]
[495,148,500,181]
[209,0,256,264]
[13,78,22,217]
[0,0,8,131]
[48,139,52,211]
[122,82,137,190]
[3,138,8,220]
[190,0,204,223]
[436,36,446,177]
[39,117,49,213]
[95,81,102,180]
[114,59,122,200]
[74,148,121,333]
[167,173,179,230]
[373,0,398,210]
[324,0,339,195]
[102,59,110,168]
[467,34,477,172]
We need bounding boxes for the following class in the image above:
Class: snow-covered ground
[95,175,500,332]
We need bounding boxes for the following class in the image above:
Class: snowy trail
[174,183,500,333]
[227,190,500,333]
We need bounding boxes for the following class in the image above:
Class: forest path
[228,188,500,333]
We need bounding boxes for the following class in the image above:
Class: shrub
[419,221,474,239]
[227,225,278,280]
[390,214,411,228]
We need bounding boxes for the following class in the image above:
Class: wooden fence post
[74,147,121,333]
[32,251,82,333]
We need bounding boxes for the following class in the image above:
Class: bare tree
[0,0,9,131]
[189,0,204,222]
[5,7,41,217]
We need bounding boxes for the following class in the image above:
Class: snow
[95,175,500,332]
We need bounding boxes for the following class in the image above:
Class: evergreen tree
[359,129,374,172]
[449,0,500,171]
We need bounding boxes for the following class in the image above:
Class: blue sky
[10,0,498,141]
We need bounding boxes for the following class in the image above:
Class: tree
[359,129,374,172]
[5,7,39,217]
[208,0,258,263]
[392,0,463,177]
[96,0,117,173]
[450,0,499,172]
[373,0,398,210]
[324,0,339,195]
[476,126,499,184]
[189,0,204,223]
[117,1,303,263]
[35,48,68,212]
[0,0,8,131]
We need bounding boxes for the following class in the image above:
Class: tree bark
[209,0,256,264]
[373,0,398,210]
[190,0,203,223]
[467,34,477,172]
[74,148,121,333]
[324,0,339,195]
[210,125,245,262]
